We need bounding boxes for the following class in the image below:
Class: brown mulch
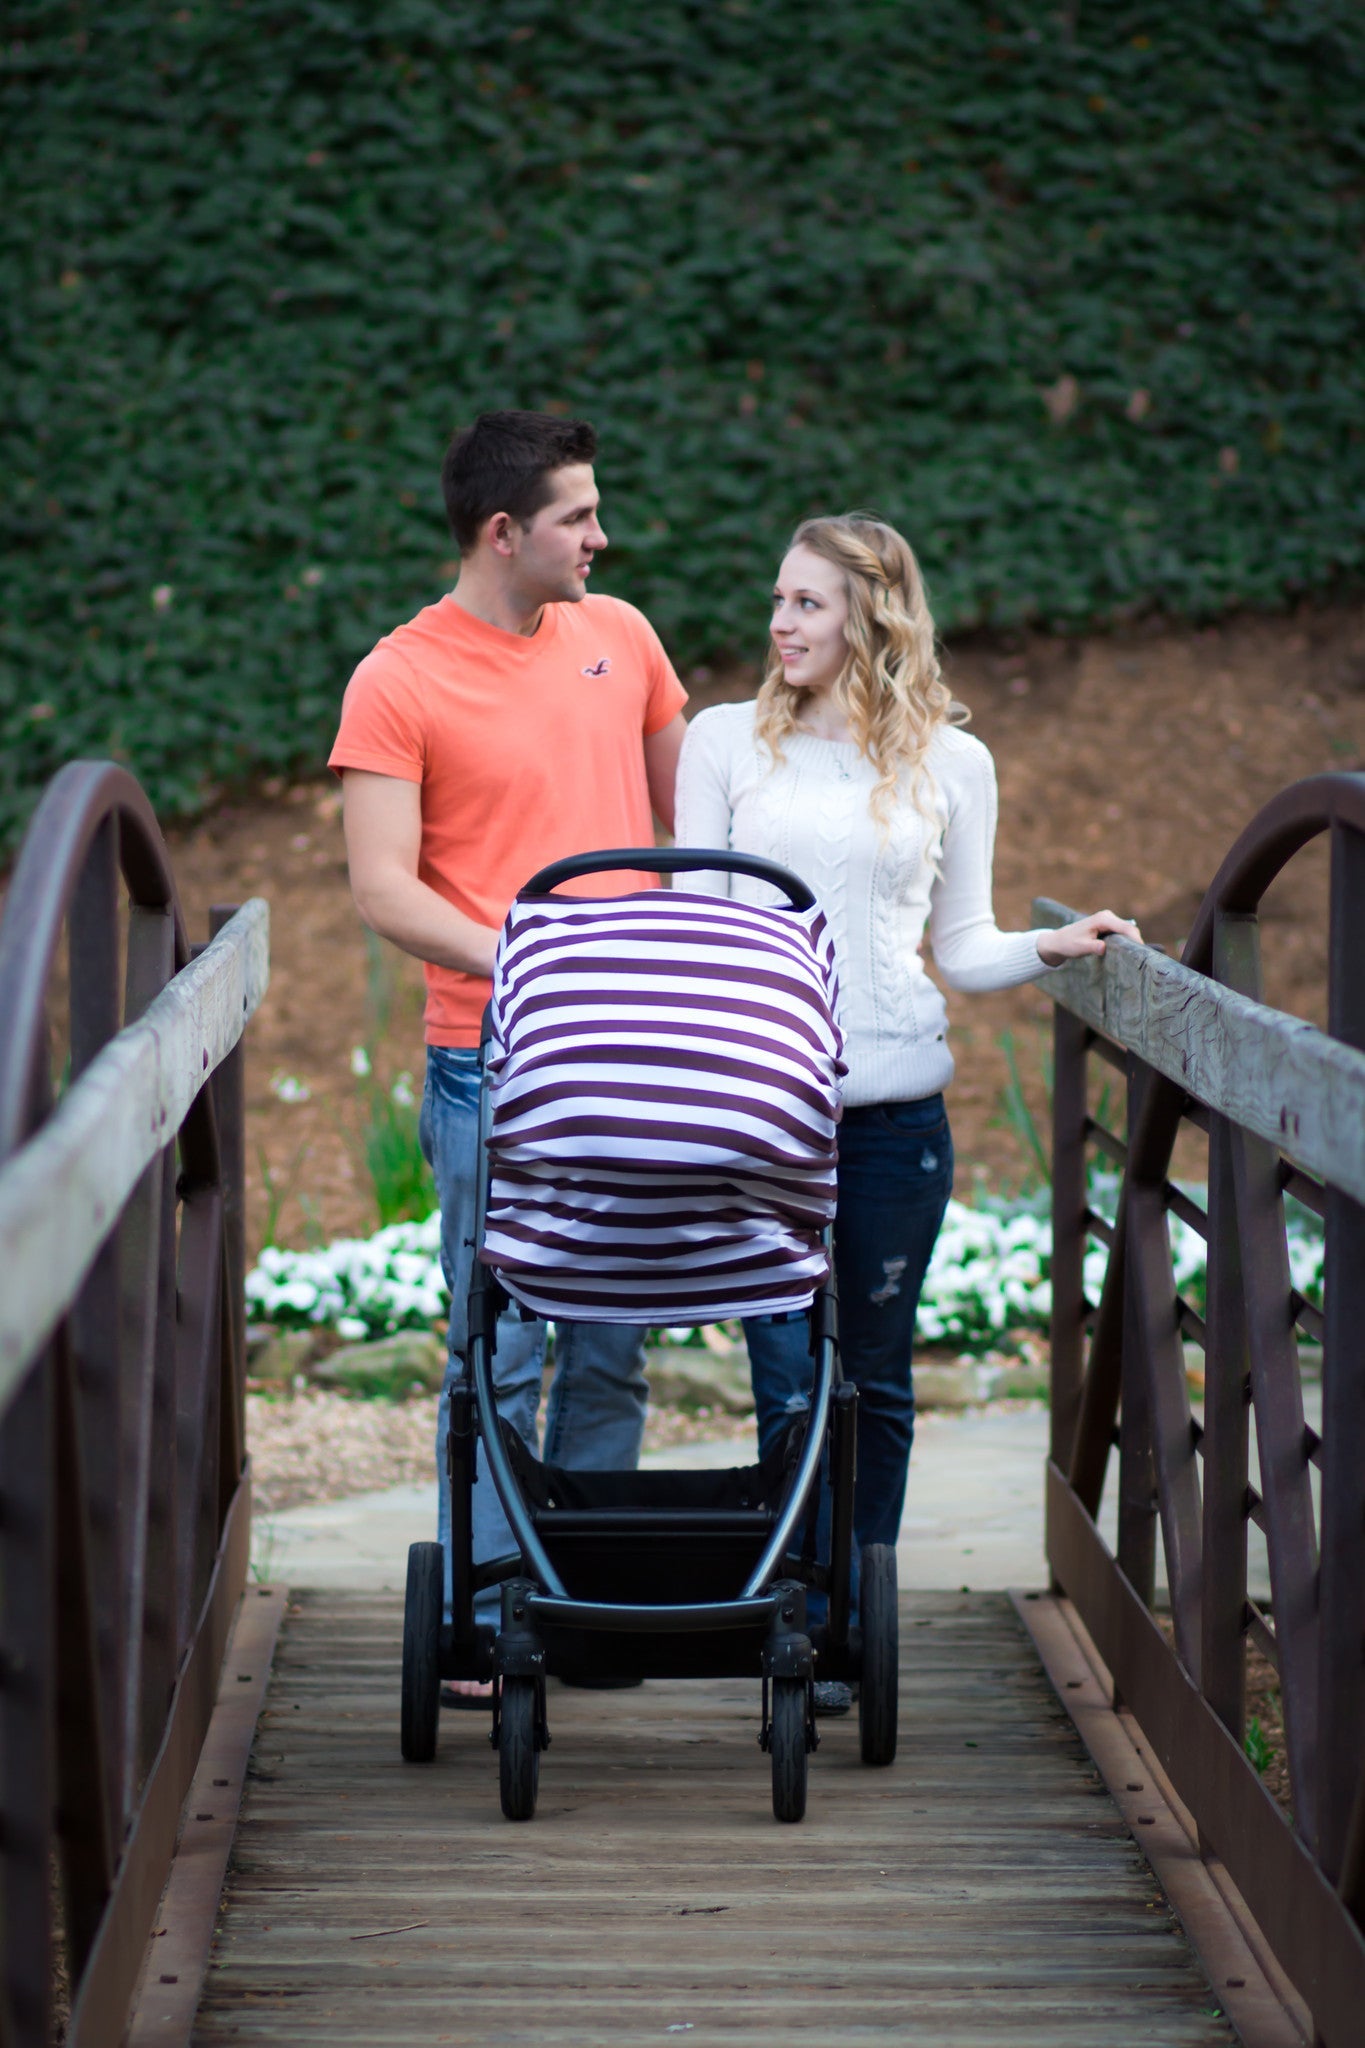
[155,601,1365,1258]
[1153,1615,1290,1820]
[247,1386,753,1515]
[247,1388,437,1513]
[1245,1643,1291,1817]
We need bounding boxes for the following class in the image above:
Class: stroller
[399,850,899,1822]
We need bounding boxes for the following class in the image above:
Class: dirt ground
[154,601,1365,1259]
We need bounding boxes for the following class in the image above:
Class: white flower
[391,1071,416,1108]
[151,583,173,611]
[269,1072,311,1103]
[244,1169,1324,1359]
[276,1281,318,1313]
[350,1046,372,1078]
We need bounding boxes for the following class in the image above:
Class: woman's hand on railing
[1036,910,1142,967]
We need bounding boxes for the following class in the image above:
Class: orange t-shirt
[329,592,688,1046]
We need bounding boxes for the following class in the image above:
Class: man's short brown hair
[441,410,598,555]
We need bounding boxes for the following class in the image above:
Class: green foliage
[360,1077,436,1229]
[4,1,1364,847]
[256,1138,308,1249]
[993,1029,1053,1189]
[1244,1716,1274,1776]
[352,930,436,1227]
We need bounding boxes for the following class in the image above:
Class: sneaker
[812,1680,853,1716]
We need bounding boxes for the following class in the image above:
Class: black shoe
[812,1680,853,1716]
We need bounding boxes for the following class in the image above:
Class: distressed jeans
[419,1046,650,1623]
[743,1093,953,1617]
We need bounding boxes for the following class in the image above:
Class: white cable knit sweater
[674,703,1054,1107]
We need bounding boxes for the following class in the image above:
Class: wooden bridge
[3,761,1365,2046]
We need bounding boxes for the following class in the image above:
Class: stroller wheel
[400,1542,443,1762]
[770,1678,809,1823]
[858,1543,899,1766]
[499,1677,540,1821]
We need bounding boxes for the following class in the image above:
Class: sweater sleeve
[674,710,737,897]
[926,736,1054,993]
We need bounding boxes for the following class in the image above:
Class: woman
[675,514,1137,1708]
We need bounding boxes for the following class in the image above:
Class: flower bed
[245,1183,1325,1357]
[247,1212,447,1343]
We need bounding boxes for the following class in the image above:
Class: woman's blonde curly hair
[754,513,964,827]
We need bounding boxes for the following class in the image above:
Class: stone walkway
[252,1385,1314,1599]
[251,1406,1056,1593]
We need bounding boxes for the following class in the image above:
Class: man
[330,411,687,1688]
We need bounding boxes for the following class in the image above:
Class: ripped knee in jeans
[869,1255,908,1307]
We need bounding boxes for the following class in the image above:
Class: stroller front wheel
[770,1678,809,1823]
[499,1677,541,1820]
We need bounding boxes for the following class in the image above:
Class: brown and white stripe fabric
[480,889,845,1324]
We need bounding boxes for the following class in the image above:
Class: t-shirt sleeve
[327,645,426,783]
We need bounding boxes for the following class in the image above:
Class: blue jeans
[420,1046,650,1623]
[744,1094,953,1618]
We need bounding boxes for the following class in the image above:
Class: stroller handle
[520,847,817,912]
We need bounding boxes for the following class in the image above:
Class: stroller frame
[400,850,898,1821]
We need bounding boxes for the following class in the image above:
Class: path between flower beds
[249,1382,1313,1607]
[249,1402,1055,1597]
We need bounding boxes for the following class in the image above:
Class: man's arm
[340,769,499,977]
[644,712,687,834]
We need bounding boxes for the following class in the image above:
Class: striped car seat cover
[479,889,845,1324]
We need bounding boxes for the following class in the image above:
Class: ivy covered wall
[3,1,1363,843]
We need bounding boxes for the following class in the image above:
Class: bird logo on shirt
[581,658,612,677]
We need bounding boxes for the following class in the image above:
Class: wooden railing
[0,762,268,2047]
[1038,770,1365,2048]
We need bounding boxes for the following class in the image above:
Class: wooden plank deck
[194,1591,1236,2046]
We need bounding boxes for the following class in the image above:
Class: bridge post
[1048,1008,1089,1480]
[208,905,247,1381]
[1319,819,1365,1893]
[208,904,248,1499]
[0,1367,55,2043]
[1200,911,1258,1747]
[1116,1056,1157,1611]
